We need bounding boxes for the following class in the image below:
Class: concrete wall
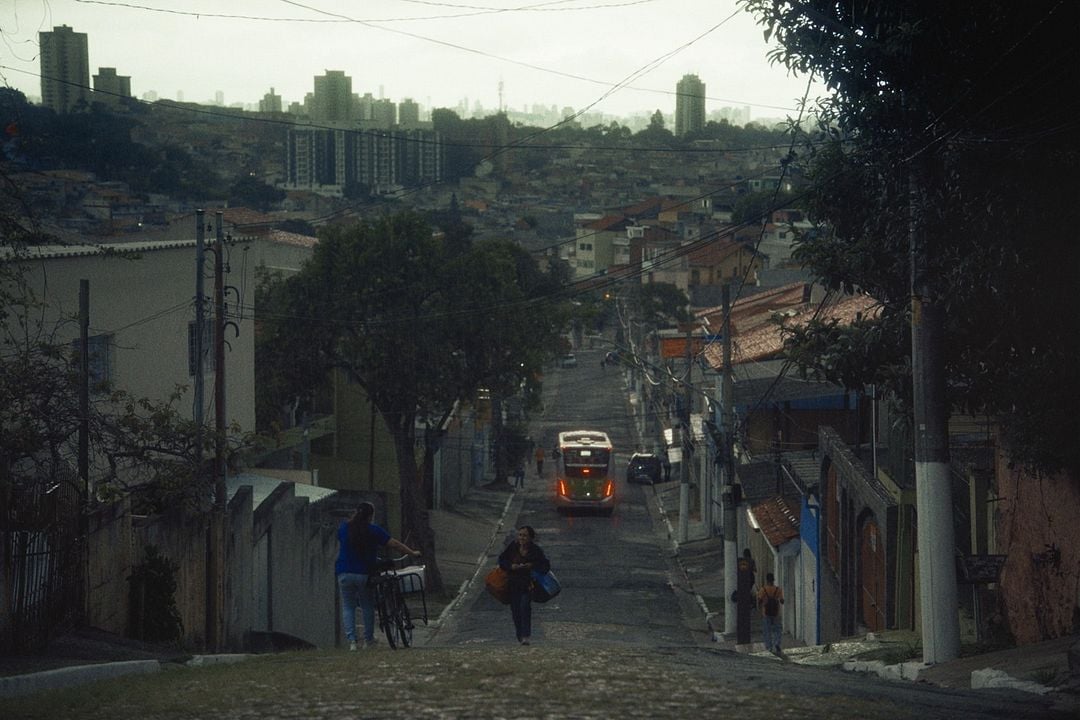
[11,242,256,436]
[84,481,381,652]
[995,460,1080,645]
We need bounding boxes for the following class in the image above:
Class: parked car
[626,453,662,484]
[559,353,577,368]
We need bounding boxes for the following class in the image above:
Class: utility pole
[910,158,960,664]
[678,328,693,543]
[721,284,738,638]
[206,211,228,650]
[78,279,90,503]
[194,211,205,475]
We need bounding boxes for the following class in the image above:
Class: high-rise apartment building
[285,124,443,196]
[92,67,131,105]
[311,70,353,122]
[372,98,397,128]
[40,25,90,113]
[259,87,283,113]
[675,74,706,137]
[398,98,420,127]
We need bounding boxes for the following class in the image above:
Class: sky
[0,0,826,121]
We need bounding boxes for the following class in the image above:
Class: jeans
[510,591,532,640]
[763,615,782,652]
[338,573,374,643]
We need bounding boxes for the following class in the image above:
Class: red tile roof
[750,496,800,548]
[701,290,880,367]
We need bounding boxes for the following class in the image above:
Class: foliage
[0,88,224,198]
[732,188,801,225]
[127,545,183,644]
[228,174,285,211]
[741,0,1080,474]
[630,282,691,328]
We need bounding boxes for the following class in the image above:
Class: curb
[0,654,256,699]
[422,488,520,642]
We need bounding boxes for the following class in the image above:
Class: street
[3,346,1073,719]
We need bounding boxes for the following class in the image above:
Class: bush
[128,545,183,644]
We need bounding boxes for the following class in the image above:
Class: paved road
[4,347,1074,719]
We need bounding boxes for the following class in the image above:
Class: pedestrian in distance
[335,501,421,651]
[534,446,545,476]
[498,525,550,645]
[514,464,526,488]
[757,572,785,655]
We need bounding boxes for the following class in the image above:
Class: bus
[554,430,615,515]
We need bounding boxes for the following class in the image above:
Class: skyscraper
[311,70,353,122]
[675,74,706,138]
[39,25,90,113]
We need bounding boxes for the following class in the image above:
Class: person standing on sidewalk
[513,464,526,488]
[757,572,785,654]
[335,502,420,651]
[534,446,545,476]
[498,525,550,645]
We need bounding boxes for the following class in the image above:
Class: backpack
[763,587,780,617]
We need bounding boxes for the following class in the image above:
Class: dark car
[626,453,662,484]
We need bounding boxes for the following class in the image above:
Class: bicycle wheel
[376,582,397,649]
[393,589,413,648]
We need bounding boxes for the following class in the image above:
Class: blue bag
[530,569,561,603]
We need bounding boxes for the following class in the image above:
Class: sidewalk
[649,477,1080,705]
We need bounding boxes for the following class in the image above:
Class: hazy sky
[0,0,825,120]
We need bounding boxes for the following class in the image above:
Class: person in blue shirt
[335,502,420,650]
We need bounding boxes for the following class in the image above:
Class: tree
[258,211,568,593]
[228,174,285,211]
[634,110,674,146]
[740,0,1080,474]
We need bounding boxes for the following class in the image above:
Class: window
[71,333,114,390]
[188,321,215,377]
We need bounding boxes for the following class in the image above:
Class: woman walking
[498,525,550,645]
[335,502,420,650]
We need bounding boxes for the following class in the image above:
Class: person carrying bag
[498,525,550,645]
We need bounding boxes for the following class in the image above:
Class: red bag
[484,566,510,604]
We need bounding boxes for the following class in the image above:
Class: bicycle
[368,555,424,649]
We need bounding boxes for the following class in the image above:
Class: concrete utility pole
[910,160,960,664]
[678,329,693,543]
[721,284,738,638]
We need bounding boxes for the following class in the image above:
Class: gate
[1,480,84,653]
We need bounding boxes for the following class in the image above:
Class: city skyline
[1,0,826,123]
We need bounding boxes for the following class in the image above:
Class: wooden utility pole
[206,211,228,650]
[194,211,206,475]
[910,159,960,664]
[78,279,90,502]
